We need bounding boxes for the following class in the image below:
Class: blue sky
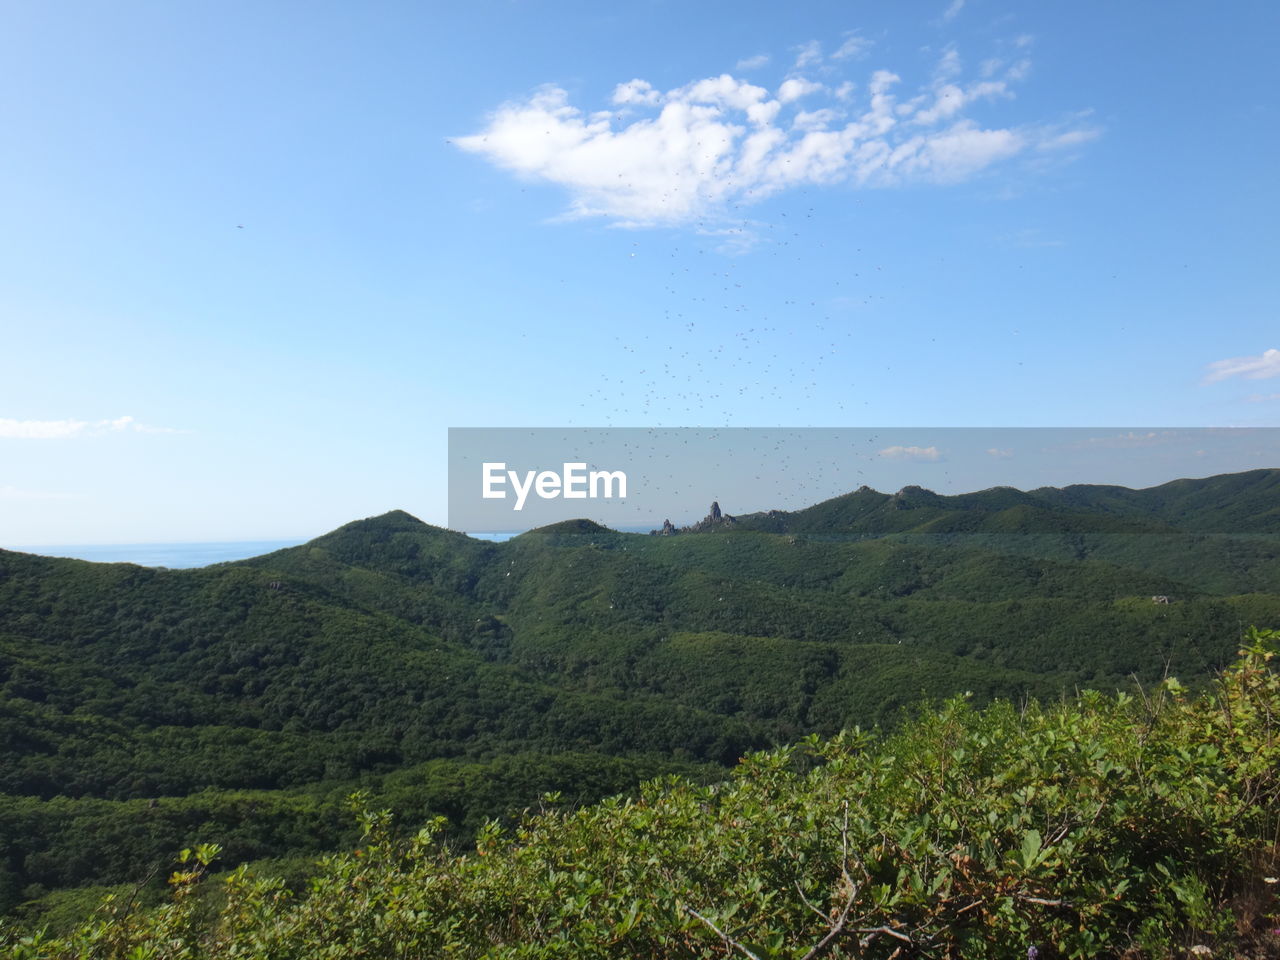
[2,0,1277,543]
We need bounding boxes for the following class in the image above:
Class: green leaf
[1020,828,1042,869]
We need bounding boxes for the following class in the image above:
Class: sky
[1,0,1277,544]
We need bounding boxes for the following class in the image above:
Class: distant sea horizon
[6,540,309,569]
[7,524,669,568]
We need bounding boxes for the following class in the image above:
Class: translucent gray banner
[447,427,1280,534]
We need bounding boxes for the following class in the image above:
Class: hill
[724,468,1280,536]
[10,632,1280,958]
[1,468,1279,922]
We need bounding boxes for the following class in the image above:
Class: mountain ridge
[2,466,1278,922]
[194,466,1280,554]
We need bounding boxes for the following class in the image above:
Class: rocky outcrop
[688,501,735,532]
[650,502,736,535]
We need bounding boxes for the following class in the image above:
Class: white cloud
[942,0,966,21]
[0,418,91,439]
[455,41,1096,226]
[986,448,1014,458]
[832,34,872,61]
[908,48,1024,127]
[777,77,824,103]
[879,444,942,461]
[1246,392,1280,402]
[935,47,963,80]
[877,121,1024,185]
[911,80,1010,126]
[0,416,185,439]
[793,40,823,69]
[1204,348,1280,384]
[675,75,771,111]
[735,54,770,71]
[793,108,839,132]
[1036,127,1101,151]
[612,79,661,106]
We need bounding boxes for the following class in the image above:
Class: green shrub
[8,630,1280,959]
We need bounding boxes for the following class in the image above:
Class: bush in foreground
[7,630,1280,959]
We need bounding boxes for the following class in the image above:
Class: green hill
[9,632,1280,958]
[727,468,1280,536]
[1,468,1279,925]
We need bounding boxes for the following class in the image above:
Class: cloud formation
[455,40,1096,226]
[879,445,942,461]
[0,416,184,439]
[792,41,824,69]
[831,34,872,61]
[777,77,824,103]
[735,54,770,71]
[1204,348,1280,384]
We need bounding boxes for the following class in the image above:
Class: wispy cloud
[1204,348,1280,384]
[879,444,942,461]
[696,221,764,255]
[455,39,1096,227]
[735,53,770,71]
[986,447,1014,458]
[0,416,186,439]
[1246,392,1280,403]
[1036,127,1101,151]
[792,40,823,69]
[942,0,966,22]
[831,33,872,61]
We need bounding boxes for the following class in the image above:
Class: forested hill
[1,468,1278,922]
[711,467,1280,536]
[13,634,1280,958]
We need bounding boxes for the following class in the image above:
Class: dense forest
[7,631,1280,958]
[1,469,1278,933]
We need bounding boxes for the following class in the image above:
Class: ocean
[6,540,308,569]
[9,526,657,569]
